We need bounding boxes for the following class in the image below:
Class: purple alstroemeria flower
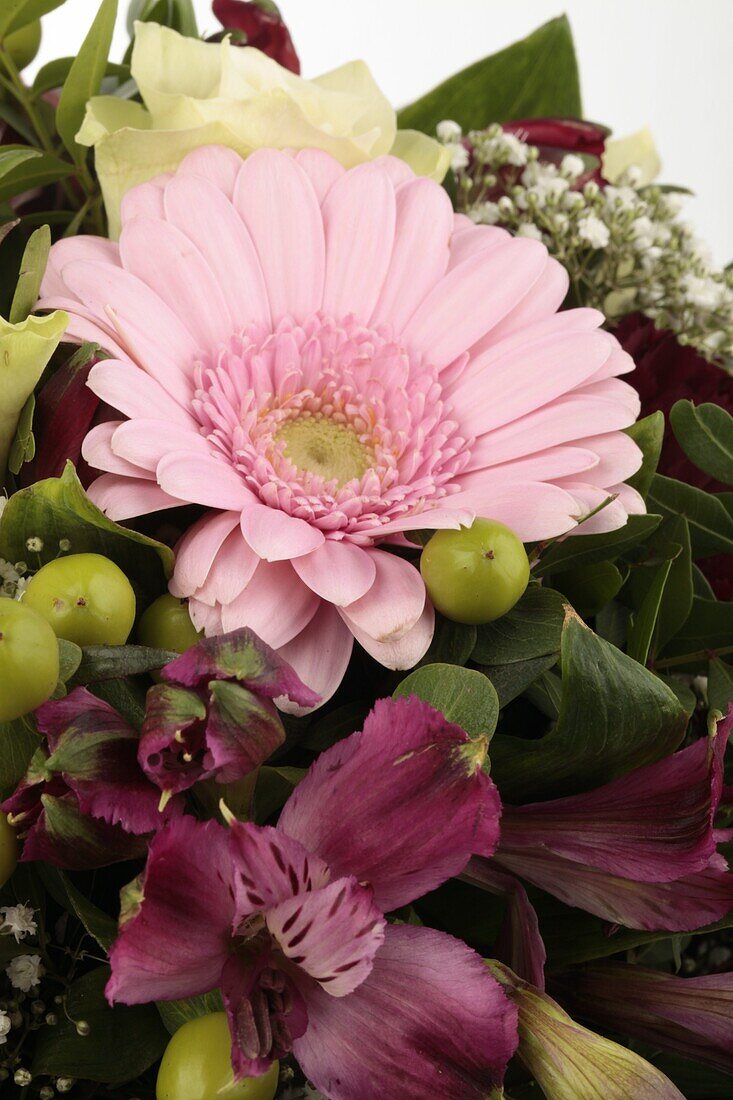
[139,627,319,797]
[107,696,518,1098]
[2,689,182,869]
[482,706,733,934]
[553,962,733,1076]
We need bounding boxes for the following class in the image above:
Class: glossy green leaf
[653,516,694,648]
[648,475,733,557]
[552,560,624,618]
[0,145,41,179]
[0,0,64,36]
[56,0,118,164]
[472,585,566,664]
[535,514,661,576]
[394,663,499,739]
[626,557,673,665]
[670,400,733,486]
[0,149,74,204]
[0,462,174,606]
[10,223,50,322]
[32,967,167,1084]
[709,658,733,714]
[661,597,733,662]
[625,410,665,499]
[398,17,581,134]
[491,614,687,800]
[476,653,558,708]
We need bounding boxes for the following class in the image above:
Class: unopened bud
[75,1019,90,1036]
[14,1068,32,1086]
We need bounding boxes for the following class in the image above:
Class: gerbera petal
[219,561,319,647]
[42,236,121,299]
[195,528,260,607]
[87,475,184,521]
[82,421,154,479]
[574,432,643,488]
[170,511,241,597]
[294,147,345,203]
[163,173,271,330]
[110,418,210,472]
[293,925,517,1100]
[344,600,434,670]
[86,360,195,424]
[471,254,570,351]
[157,452,252,510]
[119,216,234,347]
[276,603,355,713]
[119,179,165,222]
[234,149,325,321]
[240,501,324,561]
[266,877,385,996]
[338,549,425,642]
[370,175,452,329]
[322,162,397,320]
[177,144,243,198]
[292,540,376,606]
[106,817,233,1005]
[446,223,509,270]
[401,238,547,370]
[279,695,500,911]
[450,481,580,542]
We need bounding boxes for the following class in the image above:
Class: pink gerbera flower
[39,146,644,705]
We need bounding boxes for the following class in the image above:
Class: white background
[31,0,733,262]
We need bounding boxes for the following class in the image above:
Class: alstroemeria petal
[206,682,285,783]
[107,817,233,1005]
[229,822,330,923]
[38,689,180,833]
[162,626,319,708]
[293,925,517,1100]
[462,858,546,990]
[266,877,385,996]
[491,962,683,1100]
[138,684,211,795]
[278,696,500,912]
[498,717,730,882]
[553,962,733,1076]
[21,793,148,870]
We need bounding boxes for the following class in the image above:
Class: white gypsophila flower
[516,222,544,241]
[577,214,611,249]
[469,200,500,225]
[436,119,463,143]
[0,905,38,943]
[6,954,44,992]
[680,274,727,312]
[0,1010,10,1045]
[561,153,585,179]
[499,132,529,166]
[447,142,469,172]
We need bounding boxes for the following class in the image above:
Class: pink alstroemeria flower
[38,146,644,706]
[106,696,518,1097]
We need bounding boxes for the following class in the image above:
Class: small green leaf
[552,560,624,618]
[57,637,83,683]
[419,614,477,667]
[56,0,119,164]
[626,557,673,665]
[472,585,566,665]
[10,223,51,323]
[71,644,178,685]
[491,614,687,800]
[7,392,35,474]
[0,0,64,36]
[32,56,129,97]
[536,514,661,576]
[37,865,117,949]
[0,713,40,798]
[661,597,733,662]
[709,658,733,714]
[0,145,42,179]
[625,411,664,499]
[394,663,499,739]
[0,150,74,205]
[157,991,224,1035]
[398,16,581,135]
[477,653,558,708]
[32,967,167,1084]
[648,475,733,558]
[670,400,733,486]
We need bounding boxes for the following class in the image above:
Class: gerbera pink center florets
[193,313,471,540]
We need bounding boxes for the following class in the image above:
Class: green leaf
[127,0,198,36]
[71,644,177,685]
[0,150,74,205]
[37,864,117,949]
[398,16,581,135]
[652,516,693,649]
[476,653,558,708]
[56,0,118,164]
[419,614,476,667]
[54,637,83,694]
[472,585,567,665]
[157,991,223,1035]
[32,967,167,1084]
[0,463,174,607]
[32,56,129,97]
[626,557,673,664]
[709,658,733,714]
[535,514,661,576]
[393,663,499,739]
[0,0,64,36]
[660,596,733,662]
[0,145,41,179]
[491,613,687,800]
[255,764,306,823]
[670,400,733,486]
[552,560,624,618]
[7,392,34,474]
[625,411,665,499]
[0,713,40,798]
[648,474,733,557]
[92,677,146,728]
[10,223,50,323]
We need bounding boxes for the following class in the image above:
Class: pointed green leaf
[626,556,673,665]
[709,658,733,714]
[10,223,51,323]
[472,585,567,664]
[670,400,733,486]
[536,514,661,576]
[56,0,118,164]
[0,0,64,36]
[625,411,664,499]
[648,475,733,557]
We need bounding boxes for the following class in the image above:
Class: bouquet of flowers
[0,2,731,1097]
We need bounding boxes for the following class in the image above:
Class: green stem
[654,644,733,670]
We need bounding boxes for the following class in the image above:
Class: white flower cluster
[6,954,43,993]
[439,121,733,366]
[0,905,38,943]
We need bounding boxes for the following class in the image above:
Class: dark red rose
[616,312,733,599]
[211,0,300,73]
[22,350,101,487]
[503,117,609,185]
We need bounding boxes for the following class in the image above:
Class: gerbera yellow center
[277,414,372,487]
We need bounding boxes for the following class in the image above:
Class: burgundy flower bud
[211,0,300,73]
[503,117,609,186]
